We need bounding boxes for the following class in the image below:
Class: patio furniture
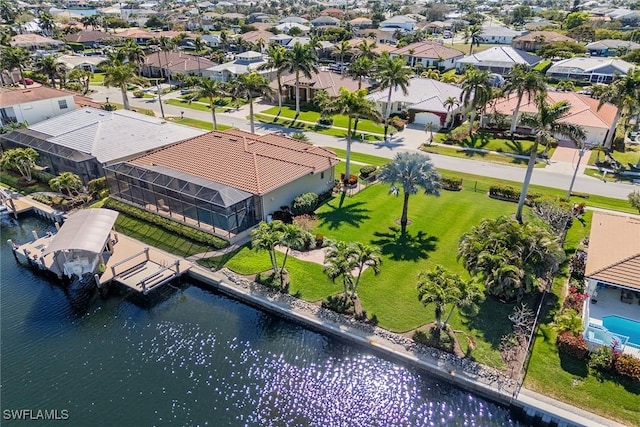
[620,290,634,304]
[157,199,170,212]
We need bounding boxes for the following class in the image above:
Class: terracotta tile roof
[392,41,464,60]
[585,212,640,290]
[114,28,154,39]
[0,86,72,107]
[236,30,273,44]
[10,34,64,47]
[144,52,214,72]
[129,130,339,195]
[64,30,117,43]
[492,91,618,129]
[512,31,576,43]
[276,70,369,97]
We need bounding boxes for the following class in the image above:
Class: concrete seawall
[187,266,623,427]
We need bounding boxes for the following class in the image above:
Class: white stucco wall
[8,95,75,126]
[261,166,336,218]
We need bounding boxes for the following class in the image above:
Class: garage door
[413,112,442,128]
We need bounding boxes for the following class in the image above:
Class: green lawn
[166,117,231,131]
[255,114,383,141]
[90,73,105,84]
[434,131,556,158]
[421,144,544,168]
[262,106,390,136]
[588,144,640,168]
[110,211,212,257]
[165,98,239,113]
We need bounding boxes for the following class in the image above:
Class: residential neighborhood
[1,0,640,425]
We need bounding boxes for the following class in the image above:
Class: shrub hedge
[488,184,541,205]
[556,331,589,360]
[103,198,229,249]
[614,354,640,382]
[359,165,377,179]
[291,192,319,215]
[441,176,462,191]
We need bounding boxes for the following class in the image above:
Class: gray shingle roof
[29,107,206,164]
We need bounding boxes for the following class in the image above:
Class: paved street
[90,85,636,200]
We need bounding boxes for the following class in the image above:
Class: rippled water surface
[1,215,524,426]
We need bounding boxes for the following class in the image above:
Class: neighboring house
[349,17,373,29]
[270,33,294,47]
[10,34,65,51]
[491,91,618,147]
[354,28,398,45]
[114,28,156,44]
[235,30,274,47]
[207,51,272,82]
[479,27,524,45]
[320,8,344,19]
[391,41,464,71]
[104,129,339,242]
[64,30,118,47]
[279,17,309,25]
[276,70,369,103]
[0,107,205,183]
[606,8,640,26]
[546,57,634,84]
[143,51,216,79]
[0,87,76,126]
[367,77,464,128]
[57,54,107,73]
[582,212,640,356]
[380,15,416,32]
[310,16,341,27]
[275,22,310,34]
[200,34,220,48]
[511,31,576,52]
[586,39,640,57]
[455,46,542,75]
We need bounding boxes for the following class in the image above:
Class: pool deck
[588,287,640,357]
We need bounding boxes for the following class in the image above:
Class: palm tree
[378,152,441,234]
[121,39,146,76]
[49,172,82,196]
[376,52,412,140]
[258,44,288,115]
[103,61,147,110]
[349,242,381,298]
[515,94,586,222]
[34,55,68,88]
[552,309,584,334]
[443,96,460,129]
[323,88,381,179]
[464,24,482,55]
[250,220,285,276]
[323,240,357,300]
[68,68,92,95]
[232,72,274,134]
[502,64,547,135]
[458,216,563,301]
[38,11,54,37]
[417,265,465,330]
[333,39,351,66]
[279,223,306,280]
[283,42,318,117]
[0,147,39,182]
[459,68,493,136]
[193,37,206,76]
[353,39,378,60]
[346,57,374,135]
[421,68,440,80]
[597,68,640,148]
[187,77,227,130]
[1,46,31,87]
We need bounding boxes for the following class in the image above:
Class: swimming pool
[603,315,640,348]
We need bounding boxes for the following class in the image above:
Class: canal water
[1,215,525,426]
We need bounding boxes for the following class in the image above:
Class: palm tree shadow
[371,226,438,261]
[316,200,371,230]
[505,139,527,155]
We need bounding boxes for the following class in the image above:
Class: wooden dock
[99,233,191,294]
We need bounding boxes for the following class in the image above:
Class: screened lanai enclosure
[105,163,261,239]
[1,129,103,184]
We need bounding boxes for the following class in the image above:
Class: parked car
[20,78,34,85]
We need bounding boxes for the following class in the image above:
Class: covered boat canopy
[43,209,118,255]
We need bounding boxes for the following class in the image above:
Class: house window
[321,171,325,179]
[58,100,68,109]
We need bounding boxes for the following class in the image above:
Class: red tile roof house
[274,70,371,104]
[104,129,339,241]
[0,86,76,126]
[582,212,640,357]
[491,91,619,148]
